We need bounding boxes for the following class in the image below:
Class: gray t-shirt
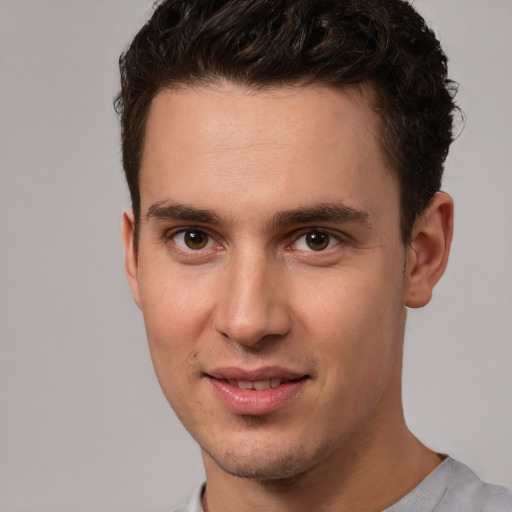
[176,458,512,512]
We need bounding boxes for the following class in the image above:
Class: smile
[206,368,308,415]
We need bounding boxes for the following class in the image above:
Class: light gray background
[1,1,511,511]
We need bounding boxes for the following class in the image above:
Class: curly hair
[115,0,458,243]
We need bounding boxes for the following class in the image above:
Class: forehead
[139,83,398,224]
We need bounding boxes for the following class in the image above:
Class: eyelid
[163,225,347,254]
[165,226,217,251]
[288,228,345,252]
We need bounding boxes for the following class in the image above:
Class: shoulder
[386,458,512,512]
[440,459,512,512]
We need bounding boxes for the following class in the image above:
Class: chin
[203,433,333,481]
[209,450,312,480]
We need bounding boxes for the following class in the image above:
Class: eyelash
[166,228,217,252]
[165,227,344,255]
[290,229,342,253]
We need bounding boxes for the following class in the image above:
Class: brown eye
[173,229,212,250]
[305,232,330,251]
[294,230,338,252]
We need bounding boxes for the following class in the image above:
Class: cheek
[137,253,214,344]
[296,263,405,377]
[140,281,209,424]
[297,269,406,430]
[136,257,215,401]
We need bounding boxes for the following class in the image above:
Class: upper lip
[207,366,307,381]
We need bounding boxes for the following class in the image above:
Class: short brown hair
[115,0,458,243]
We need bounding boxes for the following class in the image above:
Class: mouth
[206,367,309,415]
[222,377,296,390]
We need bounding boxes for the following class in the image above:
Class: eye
[294,230,339,252]
[172,229,213,250]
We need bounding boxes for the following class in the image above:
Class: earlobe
[405,192,454,308]
[122,209,142,309]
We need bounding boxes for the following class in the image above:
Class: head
[115,0,457,245]
[117,0,456,485]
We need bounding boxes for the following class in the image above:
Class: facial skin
[123,84,453,511]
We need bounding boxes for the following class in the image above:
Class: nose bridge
[214,246,290,346]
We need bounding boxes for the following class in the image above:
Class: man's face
[124,84,410,479]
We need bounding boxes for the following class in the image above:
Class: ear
[405,192,454,308]
[122,209,142,309]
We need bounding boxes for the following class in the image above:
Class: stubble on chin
[201,418,335,483]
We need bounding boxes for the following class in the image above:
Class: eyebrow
[146,201,222,224]
[269,203,370,229]
[146,200,370,229]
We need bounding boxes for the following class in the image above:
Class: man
[115,1,512,510]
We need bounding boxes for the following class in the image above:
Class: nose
[213,251,291,348]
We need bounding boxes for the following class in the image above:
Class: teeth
[253,379,271,391]
[227,378,284,390]
[270,378,282,388]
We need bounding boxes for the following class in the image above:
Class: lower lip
[208,378,306,416]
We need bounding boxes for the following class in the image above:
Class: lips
[206,367,308,415]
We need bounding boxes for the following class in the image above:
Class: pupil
[185,230,207,249]
[306,232,329,251]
